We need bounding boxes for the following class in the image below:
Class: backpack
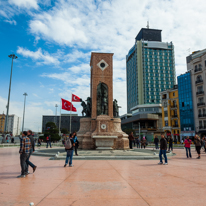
[65,139,72,150]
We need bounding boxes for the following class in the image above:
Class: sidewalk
[0,147,206,206]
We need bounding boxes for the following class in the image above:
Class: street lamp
[22,93,28,133]
[3,54,18,143]
[55,104,58,125]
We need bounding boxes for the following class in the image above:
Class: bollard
[29,202,34,206]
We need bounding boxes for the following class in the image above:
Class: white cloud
[8,0,39,10]
[4,19,17,25]
[17,47,60,65]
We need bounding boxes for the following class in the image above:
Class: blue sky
[0,0,206,132]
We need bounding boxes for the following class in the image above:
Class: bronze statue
[80,100,87,116]
[113,99,120,117]
[97,82,108,115]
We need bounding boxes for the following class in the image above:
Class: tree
[123,128,135,135]
[61,128,69,134]
[43,122,61,142]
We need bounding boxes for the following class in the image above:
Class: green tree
[61,128,69,134]
[43,122,61,142]
[123,128,135,135]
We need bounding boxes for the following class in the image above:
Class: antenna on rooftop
[146,21,149,29]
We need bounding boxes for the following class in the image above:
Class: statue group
[81,82,120,118]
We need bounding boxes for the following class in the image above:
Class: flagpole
[59,99,62,136]
[70,93,72,134]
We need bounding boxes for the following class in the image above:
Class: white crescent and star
[64,102,70,109]
[73,96,77,100]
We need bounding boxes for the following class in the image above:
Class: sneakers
[69,165,74,167]
[158,162,163,165]
[196,156,200,159]
[64,164,67,167]
[33,166,37,173]
[163,163,168,165]
[17,175,26,178]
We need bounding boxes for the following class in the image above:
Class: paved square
[0,147,205,206]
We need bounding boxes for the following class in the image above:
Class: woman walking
[141,137,147,149]
[194,134,202,159]
[184,136,192,158]
[73,132,79,156]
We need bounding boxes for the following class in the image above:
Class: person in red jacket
[184,136,192,158]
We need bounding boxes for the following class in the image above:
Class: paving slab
[0,147,205,206]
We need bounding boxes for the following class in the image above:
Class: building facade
[177,72,195,138]
[126,28,176,113]
[0,114,5,133]
[161,85,181,141]
[6,115,21,135]
[42,114,82,133]
[121,104,163,141]
[187,49,206,136]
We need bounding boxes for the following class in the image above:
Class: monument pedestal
[92,136,117,150]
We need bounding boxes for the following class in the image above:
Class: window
[165,121,168,126]
[164,111,168,117]
[199,97,204,103]
[195,65,197,70]
[173,92,175,96]
[197,86,203,92]
[197,75,202,81]
[198,109,202,115]
[173,100,177,107]
[205,60,206,67]
[199,121,203,127]
[164,102,167,107]
[203,109,206,115]
[204,120,206,127]
[182,102,184,107]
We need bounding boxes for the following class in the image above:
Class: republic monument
[77,52,129,150]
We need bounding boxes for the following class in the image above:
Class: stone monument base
[77,115,129,150]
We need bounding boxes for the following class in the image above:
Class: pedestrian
[184,136,192,158]
[25,130,37,174]
[141,136,147,149]
[158,134,168,165]
[136,137,140,148]
[38,138,41,147]
[168,136,173,152]
[73,132,79,156]
[154,136,159,149]
[17,131,31,178]
[46,135,52,148]
[64,133,75,167]
[194,134,202,159]
[128,132,134,149]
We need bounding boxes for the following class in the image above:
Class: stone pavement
[0,147,206,206]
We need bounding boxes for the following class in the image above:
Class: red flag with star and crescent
[72,94,81,102]
[61,98,77,112]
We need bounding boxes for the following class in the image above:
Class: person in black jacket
[158,134,168,165]
[168,136,173,152]
[25,130,37,174]
[154,136,159,149]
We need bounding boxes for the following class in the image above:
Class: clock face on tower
[101,124,107,130]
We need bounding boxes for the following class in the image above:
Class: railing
[197,102,205,106]
[198,114,203,117]
[203,114,206,117]
[199,126,206,130]
[171,115,178,118]
[173,125,179,128]
[196,80,203,84]
[171,105,178,108]
[195,67,202,72]
[196,91,204,95]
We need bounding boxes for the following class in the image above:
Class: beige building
[187,49,206,136]
[0,114,5,133]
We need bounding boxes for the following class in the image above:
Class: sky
[0,0,206,132]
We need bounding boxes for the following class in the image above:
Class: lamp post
[22,93,28,133]
[3,54,18,143]
[55,104,58,125]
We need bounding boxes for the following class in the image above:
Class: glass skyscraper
[177,72,195,134]
[126,28,176,113]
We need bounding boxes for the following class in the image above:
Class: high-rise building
[177,72,195,138]
[160,85,181,142]
[6,114,21,135]
[126,28,176,113]
[186,49,206,136]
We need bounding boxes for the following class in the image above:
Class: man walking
[25,130,37,174]
[154,136,159,149]
[64,133,75,167]
[158,134,168,165]
[17,131,31,178]
[128,132,134,149]
[46,135,52,148]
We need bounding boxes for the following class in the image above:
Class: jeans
[129,140,133,149]
[168,144,173,151]
[155,143,159,149]
[25,149,36,172]
[185,147,192,158]
[159,149,167,163]
[137,143,140,148]
[46,141,52,148]
[20,153,29,175]
[65,150,73,165]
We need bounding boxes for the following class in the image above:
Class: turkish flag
[72,94,81,102]
[61,98,77,112]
